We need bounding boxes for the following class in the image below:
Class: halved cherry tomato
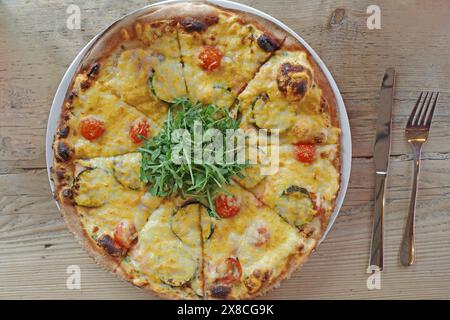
[198,46,223,71]
[113,221,137,249]
[294,143,316,163]
[80,118,105,141]
[215,194,240,218]
[216,257,242,285]
[129,119,150,143]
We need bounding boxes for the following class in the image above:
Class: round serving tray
[46,0,351,245]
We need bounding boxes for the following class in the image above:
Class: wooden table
[1,0,450,300]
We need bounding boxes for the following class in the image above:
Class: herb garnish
[138,97,247,217]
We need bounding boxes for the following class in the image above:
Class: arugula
[138,97,247,217]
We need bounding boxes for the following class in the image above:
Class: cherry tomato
[80,118,105,141]
[216,257,242,285]
[129,119,150,143]
[198,46,223,71]
[294,143,316,163]
[113,221,136,249]
[215,194,240,218]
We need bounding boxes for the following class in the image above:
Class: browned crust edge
[52,1,342,300]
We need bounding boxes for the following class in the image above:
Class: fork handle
[400,143,422,266]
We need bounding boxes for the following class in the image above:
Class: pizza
[51,2,341,300]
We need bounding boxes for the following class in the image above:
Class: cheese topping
[179,14,279,108]
[56,5,341,300]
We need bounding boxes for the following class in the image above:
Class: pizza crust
[52,1,341,300]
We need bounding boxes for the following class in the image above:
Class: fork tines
[407,91,440,128]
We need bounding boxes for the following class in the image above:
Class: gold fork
[400,91,440,266]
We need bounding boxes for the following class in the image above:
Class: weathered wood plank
[1,0,450,299]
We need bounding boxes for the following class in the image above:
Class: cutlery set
[369,69,440,270]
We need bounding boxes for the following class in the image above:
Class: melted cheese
[59,9,343,299]
[67,77,159,158]
[123,199,203,298]
[136,21,187,103]
[257,145,340,212]
[100,48,169,126]
[179,13,276,108]
[97,20,188,126]
[74,153,162,238]
[238,50,340,144]
[203,183,305,298]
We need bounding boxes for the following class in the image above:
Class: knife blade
[369,68,396,271]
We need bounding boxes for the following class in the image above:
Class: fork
[400,91,439,266]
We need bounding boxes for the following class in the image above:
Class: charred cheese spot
[257,33,280,52]
[55,168,66,182]
[61,188,73,200]
[58,126,70,138]
[55,141,72,162]
[180,17,207,33]
[210,285,231,298]
[97,234,126,257]
[277,62,312,101]
[87,63,100,79]
[180,16,220,33]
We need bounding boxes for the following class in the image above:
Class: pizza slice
[71,153,162,247]
[177,4,285,108]
[118,198,206,299]
[54,74,159,161]
[94,18,187,126]
[237,44,340,144]
[235,142,340,231]
[202,182,314,299]
[52,153,163,272]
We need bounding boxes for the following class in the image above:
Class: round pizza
[51,2,341,299]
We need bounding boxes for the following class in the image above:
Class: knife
[369,68,396,271]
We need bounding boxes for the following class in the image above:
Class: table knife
[369,68,396,271]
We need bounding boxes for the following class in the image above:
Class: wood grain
[1,0,450,299]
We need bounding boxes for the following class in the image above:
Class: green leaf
[139,97,247,212]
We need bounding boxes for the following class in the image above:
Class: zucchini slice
[150,59,186,103]
[111,154,143,190]
[73,168,113,207]
[170,201,202,247]
[274,185,316,227]
[200,206,215,242]
[158,245,197,287]
[147,70,157,98]
[251,93,296,132]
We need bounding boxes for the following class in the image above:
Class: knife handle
[369,172,387,271]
